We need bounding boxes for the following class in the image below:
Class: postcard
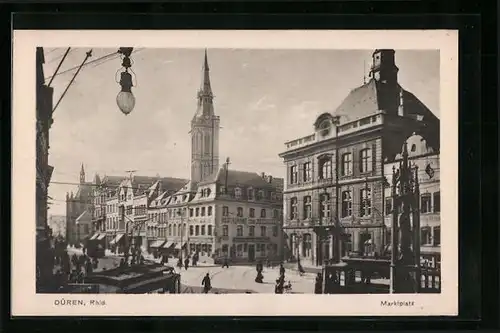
[12,29,458,316]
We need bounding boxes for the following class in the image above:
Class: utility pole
[47,47,71,87]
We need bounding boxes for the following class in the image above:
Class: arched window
[204,133,211,154]
[236,225,243,237]
[234,187,242,199]
[260,209,266,218]
[302,233,312,257]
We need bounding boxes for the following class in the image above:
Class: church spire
[196,49,214,115]
[80,163,85,184]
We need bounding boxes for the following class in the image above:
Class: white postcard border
[12,29,458,316]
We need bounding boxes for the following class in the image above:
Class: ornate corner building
[279,49,440,267]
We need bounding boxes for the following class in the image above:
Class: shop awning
[150,240,166,248]
[89,233,99,241]
[162,241,174,249]
[110,233,125,245]
[175,242,186,250]
[97,234,106,241]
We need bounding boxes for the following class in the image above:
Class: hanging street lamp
[116,47,137,115]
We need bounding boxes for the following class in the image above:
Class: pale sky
[44,48,439,215]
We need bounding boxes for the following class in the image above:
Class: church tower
[190,50,220,184]
[370,49,399,85]
[80,163,85,184]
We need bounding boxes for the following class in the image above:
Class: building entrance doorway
[248,244,255,262]
[359,232,371,255]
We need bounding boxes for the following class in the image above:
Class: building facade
[144,50,284,263]
[36,47,55,289]
[384,133,441,268]
[65,164,93,245]
[279,49,440,267]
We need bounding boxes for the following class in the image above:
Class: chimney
[261,172,265,179]
[268,175,273,183]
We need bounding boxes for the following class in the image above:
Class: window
[201,225,206,235]
[235,187,242,199]
[236,244,243,256]
[341,190,353,218]
[237,207,243,217]
[173,224,177,236]
[303,196,312,219]
[273,209,279,218]
[272,225,278,237]
[208,206,213,216]
[195,207,200,217]
[360,188,372,217]
[433,192,440,213]
[189,225,194,236]
[303,233,312,257]
[260,209,267,218]
[222,225,228,237]
[222,244,229,253]
[320,193,330,219]
[320,158,332,180]
[360,148,372,173]
[248,189,254,200]
[223,206,229,216]
[249,208,255,218]
[433,226,441,246]
[290,165,298,184]
[257,190,264,200]
[385,198,393,215]
[208,225,212,236]
[260,226,267,237]
[421,227,432,245]
[195,225,200,236]
[421,194,431,213]
[249,226,255,237]
[189,208,194,217]
[303,162,312,182]
[201,207,206,216]
[290,197,298,219]
[341,153,353,176]
[237,225,243,237]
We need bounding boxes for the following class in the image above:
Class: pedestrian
[222,256,229,269]
[279,263,285,277]
[85,258,93,275]
[201,273,211,294]
[184,257,189,270]
[177,258,183,269]
[314,273,323,294]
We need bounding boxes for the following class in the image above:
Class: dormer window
[234,187,242,199]
[319,120,331,136]
[248,189,254,200]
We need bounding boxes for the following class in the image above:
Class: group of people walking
[52,251,100,291]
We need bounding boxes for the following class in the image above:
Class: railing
[284,218,336,228]
[420,268,441,293]
[285,134,316,150]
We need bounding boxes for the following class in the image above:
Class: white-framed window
[195,225,200,236]
[223,206,229,216]
[303,196,312,219]
[421,227,432,245]
[201,225,206,236]
[319,158,332,180]
[189,225,194,236]
[235,187,242,199]
[249,226,255,237]
[201,207,206,216]
[360,148,373,173]
[341,190,352,218]
[290,165,298,184]
[360,188,372,217]
[303,162,312,182]
[236,225,243,237]
[249,208,255,218]
[290,197,298,219]
[208,206,213,216]
[237,207,243,217]
[320,193,330,219]
[248,189,254,200]
[260,226,267,237]
[433,226,441,246]
[433,192,441,213]
[208,225,212,236]
[341,153,353,176]
[421,194,432,213]
[260,209,266,218]
[222,225,228,236]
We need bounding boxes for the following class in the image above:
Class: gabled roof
[199,167,281,189]
[74,182,93,199]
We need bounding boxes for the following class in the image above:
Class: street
[63,247,317,294]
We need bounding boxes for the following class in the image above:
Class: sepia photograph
[13,30,458,316]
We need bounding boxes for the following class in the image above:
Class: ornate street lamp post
[116,47,137,115]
